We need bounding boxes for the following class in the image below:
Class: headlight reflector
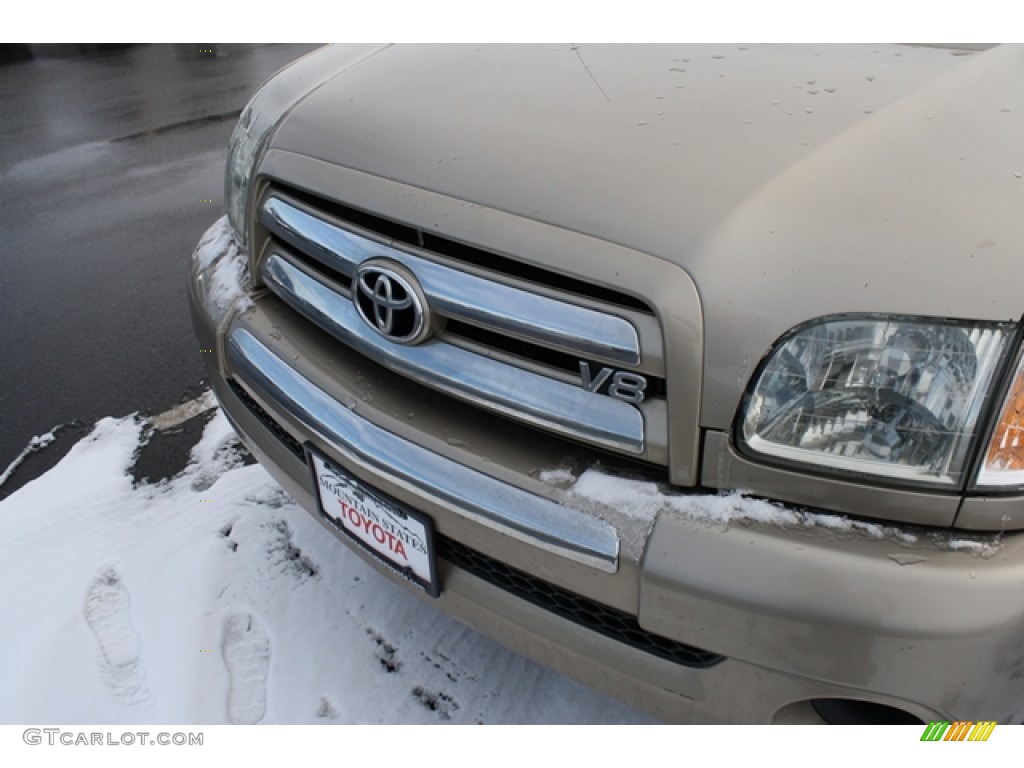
[740,316,1013,488]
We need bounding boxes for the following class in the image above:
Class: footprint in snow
[83,567,150,704]
[222,612,271,724]
[367,628,401,673]
[411,685,460,720]
[317,696,339,719]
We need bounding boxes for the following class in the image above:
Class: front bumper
[190,218,1024,724]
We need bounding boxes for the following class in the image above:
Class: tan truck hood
[270,44,1024,428]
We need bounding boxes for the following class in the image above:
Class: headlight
[225,93,278,246]
[739,315,1015,489]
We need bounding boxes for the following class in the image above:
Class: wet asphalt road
[0,44,322,499]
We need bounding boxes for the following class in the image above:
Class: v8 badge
[579,361,647,404]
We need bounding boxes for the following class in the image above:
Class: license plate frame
[306,445,439,597]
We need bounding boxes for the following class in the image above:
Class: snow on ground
[0,426,61,487]
[0,407,653,725]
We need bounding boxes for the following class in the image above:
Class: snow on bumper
[190,216,254,329]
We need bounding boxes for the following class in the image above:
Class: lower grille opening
[436,536,723,669]
[227,378,306,463]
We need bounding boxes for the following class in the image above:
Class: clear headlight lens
[225,94,278,246]
[740,316,1013,488]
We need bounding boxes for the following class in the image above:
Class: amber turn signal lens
[981,357,1024,479]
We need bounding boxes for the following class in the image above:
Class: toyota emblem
[353,260,431,345]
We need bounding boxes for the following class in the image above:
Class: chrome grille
[256,188,668,462]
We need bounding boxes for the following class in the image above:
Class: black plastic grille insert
[228,378,307,463]
[436,536,723,669]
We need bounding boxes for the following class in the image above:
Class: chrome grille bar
[226,327,619,572]
[261,195,641,365]
[261,252,645,454]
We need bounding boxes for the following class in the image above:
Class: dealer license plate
[307,447,438,597]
